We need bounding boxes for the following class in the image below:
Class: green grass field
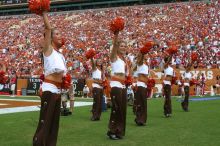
[0,96,220,146]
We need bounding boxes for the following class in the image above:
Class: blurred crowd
[0,1,219,78]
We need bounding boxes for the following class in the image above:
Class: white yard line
[0,103,8,106]
[0,101,93,115]
[0,98,40,102]
[0,106,40,114]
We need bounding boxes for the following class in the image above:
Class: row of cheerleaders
[73,17,198,140]
[82,14,203,141]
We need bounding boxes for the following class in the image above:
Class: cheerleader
[162,55,175,117]
[162,45,178,117]
[32,10,67,146]
[182,52,198,111]
[107,31,127,140]
[90,58,104,121]
[134,52,149,126]
[181,64,193,112]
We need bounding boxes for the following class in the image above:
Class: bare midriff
[111,73,126,82]
[164,75,172,81]
[45,72,64,83]
[184,78,190,83]
[138,74,148,82]
[93,79,103,84]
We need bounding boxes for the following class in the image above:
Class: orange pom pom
[0,71,7,84]
[171,76,178,85]
[39,74,44,84]
[110,17,125,33]
[85,48,96,59]
[29,0,50,15]
[125,75,133,86]
[40,74,45,81]
[103,79,110,89]
[147,78,155,89]
[191,52,198,62]
[41,0,50,11]
[190,78,198,86]
[140,41,154,54]
[62,73,72,89]
[166,45,178,55]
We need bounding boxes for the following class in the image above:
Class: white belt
[184,83,190,86]
[42,82,61,94]
[137,81,147,88]
[110,81,126,89]
[163,80,171,85]
[92,83,103,89]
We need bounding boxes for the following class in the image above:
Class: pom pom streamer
[110,17,125,33]
[29,0,50,15]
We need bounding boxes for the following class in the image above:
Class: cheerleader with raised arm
[134,41,153,126]
[162,45,177,117]
[29,1,70,145]
[107,17,127,140]
[88,51,104,121]
[181,52,198,112]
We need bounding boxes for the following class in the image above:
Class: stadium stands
[0,1,219,78]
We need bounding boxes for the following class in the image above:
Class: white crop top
[183,72,192,80]
[43,49,67,76]
[92,68,102,80]
[111,57,125,74]
[164,66,174,77]
[133,70,138,77]
[137,64,149,75]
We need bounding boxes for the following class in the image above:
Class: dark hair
[164,57,169,63]
[95,60,103,70]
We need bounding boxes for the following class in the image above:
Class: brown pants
[92,87,103,120]
[133,89,137,114]
[135,86,147,124]
[163,84,172,115]
[108,87,127,137]
[182,86,189,110]
[33,91,61,146]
